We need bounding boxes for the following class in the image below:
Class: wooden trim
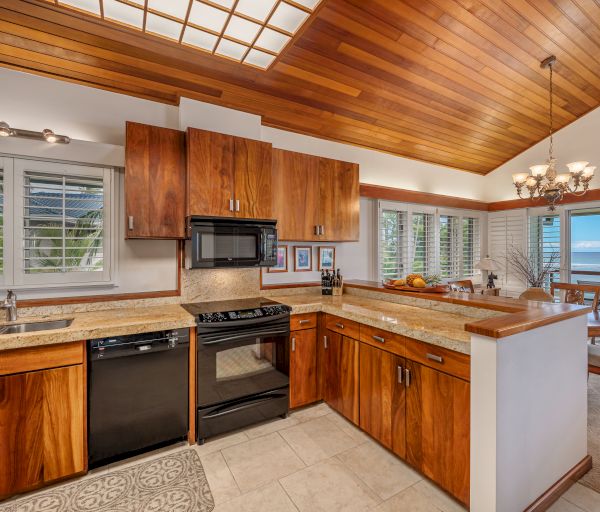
[260,280,321,290]
[188,326,197,444]
[17,241,184,308]
[360,183,489,211]
[488,189,600,211]
[0,341,85,376]
[524,455,592,512]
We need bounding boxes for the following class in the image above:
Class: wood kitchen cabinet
[187,128,272,219]
[322,330,359,424]
[405,360,470,505]
[272,149,359,241]
[289,328,319,409]
[359,343,406,457]
[0,342,86,498]
[125,122,187,239]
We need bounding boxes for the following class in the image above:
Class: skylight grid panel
[188,2,229,33]
[235,0,277,22]
[145,12,184,40]
[148,0,190,20]
[182,26,219,51]
[103,0,144,28]
[58,0,101,15]
[224,16,261,44]
[269,1,308,33]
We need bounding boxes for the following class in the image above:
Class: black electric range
[182,298,291,443]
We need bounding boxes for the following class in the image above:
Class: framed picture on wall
[268,245,288,273]
[318,246,335,271]
[294,246,312,272]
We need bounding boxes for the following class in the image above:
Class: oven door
[196,314,290,408]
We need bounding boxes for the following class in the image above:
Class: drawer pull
[335,322,344,329]
[323,335,328,349]
[299,319,310,325]
[372,335,385,344]
[291,337,296,352]
[404,368,411,388]
[397,365,403,384]
[426,353,443,363]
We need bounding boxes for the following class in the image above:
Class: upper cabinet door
[187,128,235,218]
[234,137,273,219]
[318,158,360,241]
[125,122,186,239]
[272,149,320,240]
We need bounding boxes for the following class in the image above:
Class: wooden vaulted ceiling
[1,0,600,175]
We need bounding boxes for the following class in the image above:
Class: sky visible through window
[571,212,600,283]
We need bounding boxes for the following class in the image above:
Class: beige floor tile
[324,412,371,445]
[563,483,600,512]
[290,402,332,422]
[412,481,467,512]
[212,481,298,512]
[548,498,586,512]
[337,441,422,500]
[194,431,250,456]
[221,432,305,492]
[199,451,240,504]
[279,415,360,466]
[279,458,381,512]
[375,486,443,511]
[244,415,300,439]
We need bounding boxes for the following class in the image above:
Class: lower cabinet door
[359,343,406,456]
[405,360,470,505]
[323,330,359,424]
[290,328,319,409]
[0,365,85,497]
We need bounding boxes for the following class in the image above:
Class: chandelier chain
[549,61,554,160]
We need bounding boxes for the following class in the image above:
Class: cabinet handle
[404,368,411,388]
[335,322,344,329]
[299,319,310,325]
[426,353,443,364]
[323,335,328,349]
[321,225,325,236]
[314,225,319,235]
[229,199,234,212]
[128,216,134,231]
[372,335,385,344]
[291,337,296,352]
[236,199,240,212]
[397,365,403,384]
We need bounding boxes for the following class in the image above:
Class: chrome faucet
[1,290,17,322]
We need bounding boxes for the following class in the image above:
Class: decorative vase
[519,287,553,302]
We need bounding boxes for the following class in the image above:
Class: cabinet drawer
[0,341,85,376]
[359,325,406,357]
[291,313,318,331]
[405,338,470,381]
[324,314,360,340]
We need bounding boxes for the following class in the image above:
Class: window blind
[462,217,481,278]
[379,209,409,280]
[0,169,3,276]
[411,212,435,275]
[528,214,560,290]
[488,210,527,295]
[439,214,461,279]
[23,171,104,274]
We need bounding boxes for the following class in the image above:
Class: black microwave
[185,217,278,268]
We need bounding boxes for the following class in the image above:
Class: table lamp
[475,257,500,289]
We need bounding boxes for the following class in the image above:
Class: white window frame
[377,200,484,282]
[0,157,14,287]
[3,158,115,289]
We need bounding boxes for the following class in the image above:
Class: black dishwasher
[88,329,189,468]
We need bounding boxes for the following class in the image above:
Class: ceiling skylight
[49,0,323,69]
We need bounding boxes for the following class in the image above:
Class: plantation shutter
[0,168,3,278]
[462,216,481,278]
[528,214,561,290]
[488,210,527,296]
[411,211,436,275]
[22,171,105,275]
[379,208,409,280]
[439,214,461,279]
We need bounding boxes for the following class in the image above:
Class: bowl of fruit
[383,274,449,293]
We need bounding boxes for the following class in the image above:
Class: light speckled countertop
[0,304,196,352]
[274,292,472,354]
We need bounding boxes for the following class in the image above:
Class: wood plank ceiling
[1,0,600,174]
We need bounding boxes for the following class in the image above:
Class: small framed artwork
[318,246,335,271]
[268,245,288,273]
[294,246,312,272]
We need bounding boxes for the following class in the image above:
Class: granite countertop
[275,292,472,354]
[0,304,197,352]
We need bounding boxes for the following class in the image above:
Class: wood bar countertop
[345,281,591,339]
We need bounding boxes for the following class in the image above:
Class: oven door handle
[201,328,289,345]
[203,393,288,419]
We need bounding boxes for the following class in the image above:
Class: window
[378,201,482,282]
[0,158,114,288]
[528,213,561,290]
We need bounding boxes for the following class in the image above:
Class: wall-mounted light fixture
[0,121,70,144]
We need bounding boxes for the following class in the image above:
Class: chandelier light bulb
[529,164,549,177]
[566,161,589,173]
[583,166,596,178]
[525,176,538,187]
[555,173,571,184]
[512,173,529,184]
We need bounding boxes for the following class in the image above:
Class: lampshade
[474,257,499,272]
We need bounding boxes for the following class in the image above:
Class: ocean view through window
[570,209,600,285]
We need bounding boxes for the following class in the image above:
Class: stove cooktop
[182,297,291,323]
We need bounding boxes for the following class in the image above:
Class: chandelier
[512,56,594,211]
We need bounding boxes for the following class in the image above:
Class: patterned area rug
[1,450,214,512]
[581,373,600,493]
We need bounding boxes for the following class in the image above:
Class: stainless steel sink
[0,318,73,335]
